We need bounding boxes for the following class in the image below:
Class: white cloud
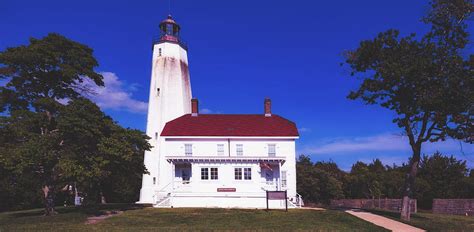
[80,72,148,114]
[298,127,312,133]
[299,133,474,156]
[200,108,213,114]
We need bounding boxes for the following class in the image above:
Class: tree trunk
[400,144,421,221]
[42,185,55,216]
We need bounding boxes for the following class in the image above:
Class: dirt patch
[85,210,123,225]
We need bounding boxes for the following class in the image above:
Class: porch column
[171,162,175,203]
[278,162,282,191]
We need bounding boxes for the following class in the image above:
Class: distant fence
[432,199,474,216]
[330,199,417,213]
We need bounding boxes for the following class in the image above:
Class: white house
[138,15,302,208]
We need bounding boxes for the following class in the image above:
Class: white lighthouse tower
[139,15,192,203]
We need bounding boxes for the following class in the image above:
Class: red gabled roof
[161,114,299,137]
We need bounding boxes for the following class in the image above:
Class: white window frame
[234,168,242,180]
[268,144,276,157]
[234,167,252,180]
[217,144,224,156]
[236,144,243,156]
[210,167,218,180]
[185,144,192,156]
[201,167,218,180]
[244,167,252,180]
[281,171,287,188]
[201,168,209,180]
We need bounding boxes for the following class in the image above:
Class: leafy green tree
[343,0,472,220]
[0,33,150,212]
[415,151,468,208]
[296,156,345,204]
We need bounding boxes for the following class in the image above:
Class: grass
[0,204,388,231]
[368,209,474,232]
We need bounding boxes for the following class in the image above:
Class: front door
[265,169,274,186]
[181,168,190,184]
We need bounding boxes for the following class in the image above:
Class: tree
[296,156,345,204]
[0,33,149,213]
[415,151,468,208]
[343,0,472,220]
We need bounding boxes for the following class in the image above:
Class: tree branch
[422,121,439,142]
[417,112,430,144]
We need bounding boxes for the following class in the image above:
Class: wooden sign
[217,188,236,192]
[266,190,288,211]
[267,191,286,200]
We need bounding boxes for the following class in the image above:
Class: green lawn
[0,204,388,231]
[369,209,474,232]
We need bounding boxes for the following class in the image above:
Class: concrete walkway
[345,210,425,232]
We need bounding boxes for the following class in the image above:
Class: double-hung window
[185,144,192,156]
[201,168,218,180]
[236,144,243,156]
[268,144,276,157]
[234,168,251,180]
[217,144,224,156]
[234,168,242,180]
[201,168,209,180]
[244,168,252,180]
[210,168,218,180]
[281,171,287,188]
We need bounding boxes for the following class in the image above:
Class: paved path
[345,210,425,232]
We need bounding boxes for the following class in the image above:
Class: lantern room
[159,15,181,43]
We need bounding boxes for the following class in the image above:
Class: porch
[152,156,301,208]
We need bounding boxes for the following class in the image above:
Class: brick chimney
[191,98,198,116]
[264,98,271,117]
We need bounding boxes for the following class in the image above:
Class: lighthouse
[139,15,192,203]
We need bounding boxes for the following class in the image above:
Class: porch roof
[165,156,286,164]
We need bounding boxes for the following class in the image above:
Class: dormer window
[217,144,224,156]
[236,144,243,156]
[185,144,192,156]
[268,144,276,157]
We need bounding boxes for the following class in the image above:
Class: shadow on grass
[6,203,146,218]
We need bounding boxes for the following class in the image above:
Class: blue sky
[2,0,473,170]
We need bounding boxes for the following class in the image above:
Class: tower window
[158,48,162,56]
[155,132,158,140]
[153,177,156,185]
[157,88,160,96]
